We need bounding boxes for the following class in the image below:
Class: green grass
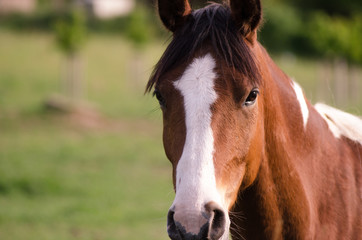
[0,117,173,240]
[0,29,172,240]
[0,29,361,240]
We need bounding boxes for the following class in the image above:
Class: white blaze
[172,53,224,210]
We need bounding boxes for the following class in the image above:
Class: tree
[54,7,87,103]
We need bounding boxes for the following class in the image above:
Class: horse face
[155,52,263,240]
[152,1,263,239]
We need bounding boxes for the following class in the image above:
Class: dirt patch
[43,94,162,137]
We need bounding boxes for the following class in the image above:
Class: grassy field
[0,30,173,240]
[0,29,361,240]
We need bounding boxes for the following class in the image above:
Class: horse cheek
[240,115,265,190]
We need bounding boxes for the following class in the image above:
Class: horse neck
[231,42,362,240]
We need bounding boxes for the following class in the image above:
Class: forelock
[146,3,261,93]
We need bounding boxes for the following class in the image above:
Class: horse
[146,1,362,239]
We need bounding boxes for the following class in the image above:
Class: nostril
[210,208,225,238]
[205,202,226,240]
[167,209,181,240]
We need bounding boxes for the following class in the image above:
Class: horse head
[147,1,265,239]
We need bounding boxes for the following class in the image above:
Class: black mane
[146,3,260,92]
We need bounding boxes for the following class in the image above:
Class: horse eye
[244,89,259,106]
[153,90,166,108]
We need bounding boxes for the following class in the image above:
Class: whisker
[229,225,246,240]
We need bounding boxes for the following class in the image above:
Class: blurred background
[0,0,360,239]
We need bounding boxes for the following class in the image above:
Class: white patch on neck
[172,53,224,211]
[292,81,309,129]
[315,103,362,145]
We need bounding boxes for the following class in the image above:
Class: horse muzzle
[167,201,228,240]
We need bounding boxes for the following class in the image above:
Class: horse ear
[157,0,192,32]
[229,0,262,43]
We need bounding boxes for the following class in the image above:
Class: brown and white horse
[146,1,362,239]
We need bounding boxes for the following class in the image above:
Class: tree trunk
[64,53,83,102]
